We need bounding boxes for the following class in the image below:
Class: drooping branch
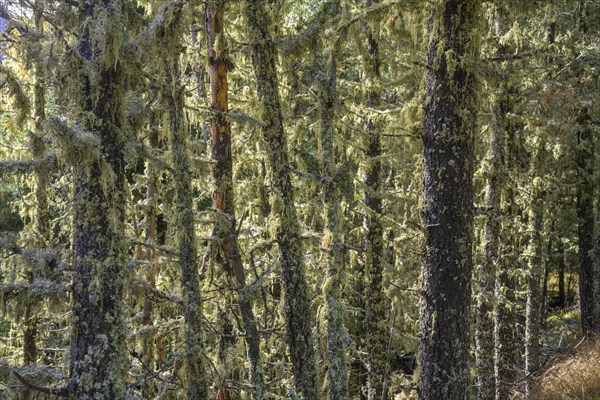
[44,117,102,166]
[0,64,31,127]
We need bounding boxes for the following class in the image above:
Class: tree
[418,1,480,399]
[65,1,129,397]
[245,1,319,398]
[206,1,266,398]
[316,4,350,396]
[159,6,208,399]
[361,2,389,398]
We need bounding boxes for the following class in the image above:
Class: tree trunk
[68,2,128,398]
[577,108,594,333]
[493,9,518,398]
[318,50,349,400]
[206,2,266,399]
[245,1,319,398]
[141,113,159,400]
[476,103,502,400]
[419,1,480,399]
[524,142,545,395]
[558,239,566,308]
[362,6,388,398]
[162,12,208,400]
[23,0,46,373]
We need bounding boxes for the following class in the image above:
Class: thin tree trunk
[245,1,319,398]
[476,102,502,400]
[318,50,349,400]
[23,0,46,373]
[362,5,388,398]
[558,239,566,308]
[595,151,600,334]
[493,8,518,398]
[162,12,208,399]
[419,1,480,399]
[141,113,159,400]
[524,141,545,396]
[577,108,595,333]
[206,2,266,399]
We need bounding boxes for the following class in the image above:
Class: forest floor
[521,306,600,399]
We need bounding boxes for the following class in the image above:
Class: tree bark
[141,113,159,400]
[577,108,595,333]
[362,5,388,398]
[245,1,319,398]
[23,0,47,373]
[162,11,209,400]
[318,50,349,400]
[419,1,480,399]
[476,103,502,400]
[493,9,518,399]
[206,2,266,399]
[524,142,545,395]
[68,2,128,398]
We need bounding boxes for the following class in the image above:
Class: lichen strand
[161,10,208,400]
[419,1,481,399]
[68,1,129,399]
[245,1,319,399]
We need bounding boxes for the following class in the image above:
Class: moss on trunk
[418,1,481,399]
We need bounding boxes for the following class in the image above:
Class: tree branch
[12,371,68,397]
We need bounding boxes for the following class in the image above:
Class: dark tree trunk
[493,9,518,398]
[577,108,594,333]
[245,1,319,398]
[524,141,545,396]
[206,2,266,398]
[68,2,128,398]
[558,240,566,308]
[418,1,480,399]
[362,5,388,398]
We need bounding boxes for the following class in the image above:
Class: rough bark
[362,6,388,398]
[493,9,518,399]
[576,109,594,333]
[141,114,159,400]
[245,1,319,398]
[595,159,600,335]
[558,239,566,309]
[318,51,349,400]
[476,103,502,400]
[524,142,544,394]
[23,0,47,372]
[206,2,266,399]
[68,1,128,398]
[163,12,208,400]
[418,1,480,399]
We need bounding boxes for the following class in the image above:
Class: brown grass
[530,339,600,400]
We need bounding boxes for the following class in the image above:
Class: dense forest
[0,0,598,399]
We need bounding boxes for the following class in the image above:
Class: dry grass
[530,339,600,400]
